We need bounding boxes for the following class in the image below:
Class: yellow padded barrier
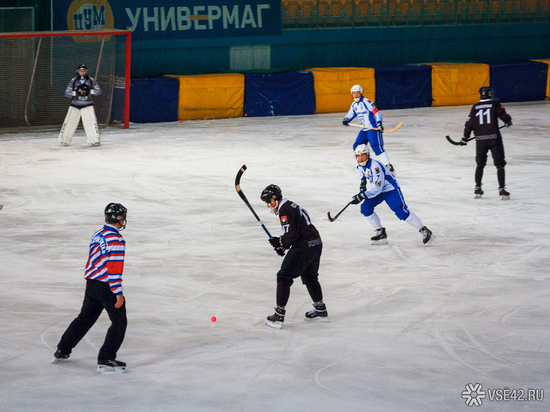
[306,67,376,113]
[166,73,244,120]
[429,63,490,107]
[532,59,550,100]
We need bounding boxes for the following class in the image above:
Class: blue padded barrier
[130,77,180,123]
[489,60,548,103]
[244,71,315,117]
[375,64,433,110]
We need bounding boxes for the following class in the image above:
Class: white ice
[1,102,549,412]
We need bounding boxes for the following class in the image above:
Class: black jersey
[464,99,511,142]
[277,198,321,249]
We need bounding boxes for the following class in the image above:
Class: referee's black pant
[57,279,127,362]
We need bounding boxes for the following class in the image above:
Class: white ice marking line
[84,335,99,350]
[314,360,355,398]
[40,331,55,351]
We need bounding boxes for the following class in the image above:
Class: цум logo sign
[67,0,115,31]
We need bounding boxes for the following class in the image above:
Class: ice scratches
[435,326,523,377]
[433,329,495,379]
[459,328,519,368]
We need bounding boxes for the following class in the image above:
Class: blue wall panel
[489,60,548,103]
[375,65,433,110]
[244,71,315,117]
[130,77,180,123]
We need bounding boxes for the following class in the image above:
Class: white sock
[378,151,390,166]
[366,213,382,229]
[405,212,423,230]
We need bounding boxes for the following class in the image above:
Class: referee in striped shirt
[52,203,128,373]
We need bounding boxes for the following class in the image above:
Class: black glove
[350,191,366,205]
[460,137,469,146]
[76,83,90,96]
[377,122,384,131]
[269,237,285,256]
[506,121,513,128]
[342,118,349,126]
[360,177,367,192]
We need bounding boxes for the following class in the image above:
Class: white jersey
[344,96,383,128]
[357,158,397,199]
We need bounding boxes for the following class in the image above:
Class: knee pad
[495,161,506,169]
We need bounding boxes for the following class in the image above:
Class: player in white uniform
[343,85,394,174]
[350,144,434,246]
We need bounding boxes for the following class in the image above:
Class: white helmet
[354,144,370,156]
[354,144,370,166]
[350,85,363,94]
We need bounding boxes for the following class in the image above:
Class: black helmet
[105,203,127,225]
[260,184,282,202]
[76,64,88,73]
[479,86,492,100]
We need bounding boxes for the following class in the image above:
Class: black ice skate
[499,187,510,200]
[387,164,396,177]
[266,307,285,329]
[305,303,329,321]
[97,359,127,374]
[474,186,484,199]
[371,227,388,245]
[419,226,435,246]
[51,349,70,364]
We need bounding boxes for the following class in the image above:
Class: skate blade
[304,316,330,322]
[51,357,66,364]
[97,365,127,374]
[265,320,283,329]
[501,195,510,200]
[474,194,483,199]
[371,239,388,245]
[424,234,435,246]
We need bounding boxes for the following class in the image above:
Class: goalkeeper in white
[59,64,102,146]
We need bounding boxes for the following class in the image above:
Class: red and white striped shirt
[84,225,125,295]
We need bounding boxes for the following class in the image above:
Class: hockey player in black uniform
[260,185,327,329]
[462,86,513,199]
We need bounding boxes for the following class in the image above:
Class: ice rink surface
[1,102,549,411]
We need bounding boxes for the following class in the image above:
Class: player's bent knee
[370,145,383,156]
[276,272,294,286]
[361,210,375,218]
[395,209,410,221]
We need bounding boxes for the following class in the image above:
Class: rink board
[429,63,490,107]
[489,60,549,103]
[129,77,179,123]
[244,71,315,117]
[533,59,550,100]
[305,67,376,114]
[167,73,245,121]
[374,64,433,110]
